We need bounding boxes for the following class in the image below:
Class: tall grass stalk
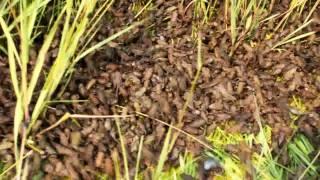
[154,33,203,179]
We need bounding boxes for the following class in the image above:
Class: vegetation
[0,0,319,179]
[0,0,144,178]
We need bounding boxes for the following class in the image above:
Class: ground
[0,0,320,179]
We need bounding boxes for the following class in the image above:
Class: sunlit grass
[228,0,269,45]
[288,134,318,176]
[191,0,218,39]
[1,0,319,179]
[206,125,284,179]
[157,152,198,179]
[289,95,307,122]
[204,96,319,179]
[0,0,145,178]
[275,0,319,30]
[272,19,315,50]
[206,125,320,179]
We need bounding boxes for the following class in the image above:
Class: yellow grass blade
[0,151,32,178]
[84,0,113,40]
[280,31,315,46]
[0,18,20,95]
[272,19,314,49]
[304,0,320,24]
[134,0,152,19]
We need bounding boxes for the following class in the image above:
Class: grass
[130,0,154,20]
[157,152,198,179]
[0,0,145,178]
[206,124,319,179]
[272,19,316,50]
[275,0,320,31]
[288,134,318,176]
[190,0,218,39]
[154,32,203,179]
[203,96,319,179]
[226,0,269,45]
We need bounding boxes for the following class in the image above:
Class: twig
[37,113,134,136]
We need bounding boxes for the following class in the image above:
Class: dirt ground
[0,0,320,179]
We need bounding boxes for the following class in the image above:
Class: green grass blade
[0,18,20,96]
[298,150,320,180]
[0,17,21,67]
[74,19,146,64]
[27,6,66,104]
[134,136,144,180]
[114,115,130,180]
[13,97,24,178]
[154,127,173,180]
[0,45,7,54]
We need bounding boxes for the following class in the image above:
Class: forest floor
[0,0,320,179]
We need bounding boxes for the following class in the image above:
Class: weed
[95,173,109,180]
[157,152,198,179]
[204,97,319,179]
[191,0,218,39]
[275,0,319,30]
[228,0,269,45]
[154,33,203,179]
[288,134,318,177]
[289,95,307,122]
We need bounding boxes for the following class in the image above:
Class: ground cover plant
[0,0,319,179]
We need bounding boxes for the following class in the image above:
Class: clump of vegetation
[227,0,269,45]
[288,134,319,177]
[289,95,307,122]
[157,152,198,179]
[191,0,218,39]
[205,126,319,179]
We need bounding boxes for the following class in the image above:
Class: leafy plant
[288,134,318,177]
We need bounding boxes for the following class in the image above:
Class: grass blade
[134,136,144,180]
[298,150,320,180]
[74,19,146,64]
[114,111,130,180]
[27,6,66,105]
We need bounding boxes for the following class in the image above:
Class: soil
[0,0,320,179]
